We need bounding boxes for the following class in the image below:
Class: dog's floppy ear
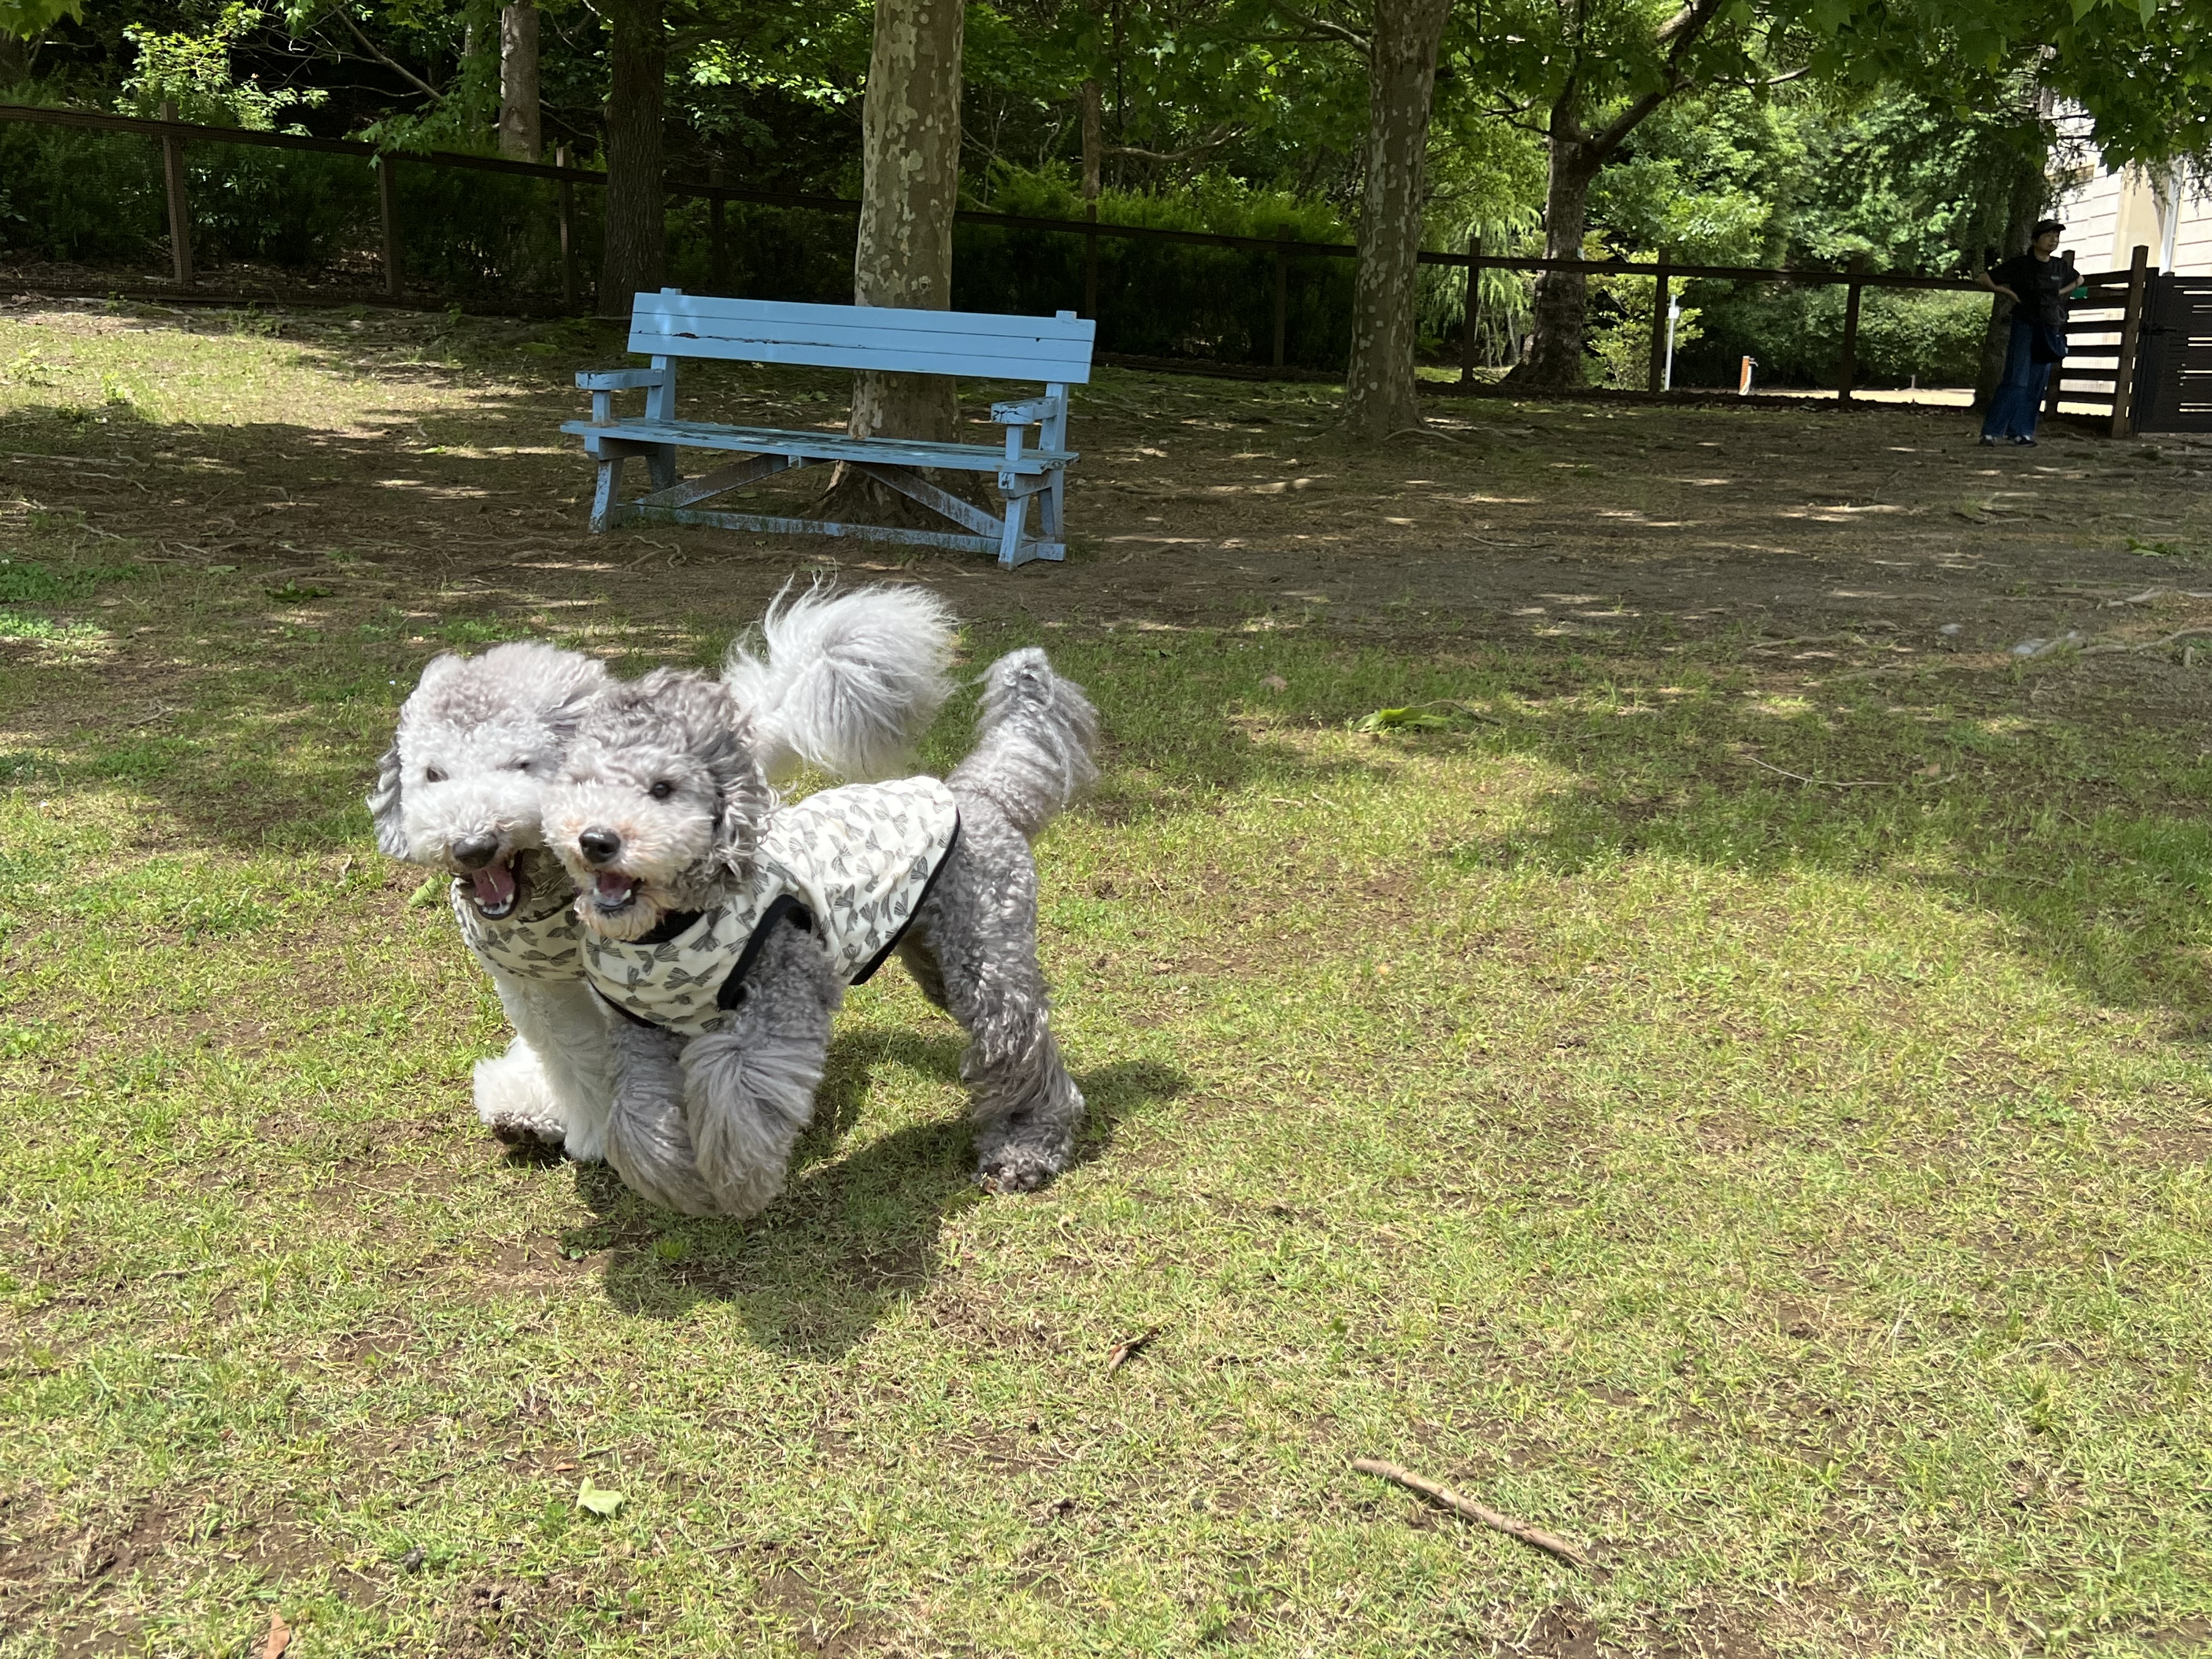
[703,698,772,879]
[544,674,607,743]
[366,739,409,857]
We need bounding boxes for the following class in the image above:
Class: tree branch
[1102,122,1242,163]
[1582,0,1731,161]
[331,9,442,101]
[1267,0,1370,53]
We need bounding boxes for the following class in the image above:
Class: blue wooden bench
[562,290,1096,568]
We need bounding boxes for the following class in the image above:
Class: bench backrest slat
[629,293,1096,384]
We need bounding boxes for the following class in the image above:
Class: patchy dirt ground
[9,300,2212,1658]
[4,296,2208,690]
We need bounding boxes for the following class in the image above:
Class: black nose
[451,833,499,871]
[578,827,621,866]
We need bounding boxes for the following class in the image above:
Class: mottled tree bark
[498,0,540,160]
[1081,77,1103,203]
[598,0,665,314]
[1341,0,1452,442]
[848,0,966,445]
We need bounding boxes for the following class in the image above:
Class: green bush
[951,173,1356,370]
[0,117,165,263]
[1677,281,1990,388]
[665,170,1358,370]
[0,115,1363,362]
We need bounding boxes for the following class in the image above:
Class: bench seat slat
[633,294,1096,343]
[561,417,1075,472]
[630,294,1096,383]
[637,338,1092,385]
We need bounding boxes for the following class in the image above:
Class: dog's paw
[975,1145,1065,1195]
[483,1109,568,1147]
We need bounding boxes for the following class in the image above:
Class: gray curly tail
[948,648,1099,842]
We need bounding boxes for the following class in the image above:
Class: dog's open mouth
[591,872,640,913]
[469,861,521,919]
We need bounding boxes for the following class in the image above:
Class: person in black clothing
[1976,219,2078,447]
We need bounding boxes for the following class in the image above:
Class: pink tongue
[471,864,517,908]
[596,873,635,901]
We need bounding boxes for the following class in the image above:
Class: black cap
[2033,219,2066,238]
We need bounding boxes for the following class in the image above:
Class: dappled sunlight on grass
[3,309,2211,1654]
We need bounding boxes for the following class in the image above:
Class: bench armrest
[990,396,1060,426]
[578,360,678,425]
[577,368,672,391]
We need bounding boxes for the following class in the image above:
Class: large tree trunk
[598,0,666,314]
[1341,0,1452,441]
[498,0,540,160]
[1974,155,2047,409]
[847,0,965,445]
[1081,77,1102,204]
[1514,131,1599,389]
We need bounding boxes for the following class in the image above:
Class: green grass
[3,318,2212,1657]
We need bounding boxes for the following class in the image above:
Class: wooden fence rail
[0,101,2159,426]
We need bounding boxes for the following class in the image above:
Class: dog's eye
[424,768,446,783]
[648,780,674,800]
[511,759,529,772]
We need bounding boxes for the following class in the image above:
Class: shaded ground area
[3,295,2207,662]
[3,300,2211,1659]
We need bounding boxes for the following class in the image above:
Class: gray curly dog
[540,647,1100,1215]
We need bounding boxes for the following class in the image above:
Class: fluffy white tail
[949,648,1099,841]
[725,581,957,784]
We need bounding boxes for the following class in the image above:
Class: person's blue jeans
[1982,320,2050,440]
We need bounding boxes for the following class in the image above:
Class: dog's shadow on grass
[558,1029,1187,1358]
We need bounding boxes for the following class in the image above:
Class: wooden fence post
[2111,242,2151,439]
[1462,232,1483,386]
[377,153,403,300]
[1273,226,1290,370]
[1084,203,1099,320]
[157,100,193,286]
[1646,248,1671,394]
[1837,252,1866,402]
[555,144,578,312]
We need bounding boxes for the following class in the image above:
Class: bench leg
[589,453,629,534]
[997,490,1031,568]
[648,443,678,493]
[1041,470,1065,539]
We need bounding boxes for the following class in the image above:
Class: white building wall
[2053,160,2211,275]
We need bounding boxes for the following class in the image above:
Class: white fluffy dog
[368,584,956,1159]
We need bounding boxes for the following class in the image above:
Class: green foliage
[0,110,575,297]
[961,171,1357,369]
[1680,283,1988,386]
[119,3,325,130]
[0,0,81,38]
[1588,260,1705,388]
[1780,0,2212,172]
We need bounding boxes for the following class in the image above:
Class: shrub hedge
[0,115,1991,383]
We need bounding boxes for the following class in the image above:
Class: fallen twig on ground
[2102,588,2212,606]
[1746,755,1893,788]
[1351,1458,1589,1568]
[2079,626,2212,657]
